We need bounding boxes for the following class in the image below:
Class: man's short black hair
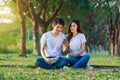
[53,18,64,26]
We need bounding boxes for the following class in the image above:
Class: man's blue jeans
[67,53,90,68]
[34,57,68,69]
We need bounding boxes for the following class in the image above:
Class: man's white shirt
[41,31,66,57]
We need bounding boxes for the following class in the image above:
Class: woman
[63,19,93,69]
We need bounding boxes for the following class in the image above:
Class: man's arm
[62,39,69,53]
[41,44,52,64]
[41,44,47,60]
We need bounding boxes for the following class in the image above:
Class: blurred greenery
[0,24,33,54]
[0,0,119,55]
[0,0,120,79]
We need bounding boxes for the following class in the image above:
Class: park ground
[0,51,120,80]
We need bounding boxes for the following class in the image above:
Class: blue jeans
[34,57,68,69]
[67,53,90,68]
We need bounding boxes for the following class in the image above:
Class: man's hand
[45,58,55,65]
[62,39,68,47]
[62,39,69,53]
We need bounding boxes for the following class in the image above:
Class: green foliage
[1,0,119,54]
[0,32,20,53]
[31,0,60,20]
[0,23,35,54]
[26,40,33,54]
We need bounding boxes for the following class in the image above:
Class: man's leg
[53,57,68,68]
[34,58,55,69]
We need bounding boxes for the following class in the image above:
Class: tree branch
[27,0,36,20]
[37,0,49,16]
[47,0,63,24]
[13,0,31,18]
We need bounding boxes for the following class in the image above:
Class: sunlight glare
[0,4,12,23]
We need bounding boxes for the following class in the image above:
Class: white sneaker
[86,65,94,70]
[63,66,70,70]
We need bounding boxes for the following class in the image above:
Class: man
[34,18,68,69]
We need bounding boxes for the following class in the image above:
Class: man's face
[53,24,63,34]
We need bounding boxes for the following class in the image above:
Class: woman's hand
[70,53,79,57]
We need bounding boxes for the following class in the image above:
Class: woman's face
[70,22,78,33]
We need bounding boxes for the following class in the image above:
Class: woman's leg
[71,54,90,68]
[34,58,55,69]
[67,54,78,65]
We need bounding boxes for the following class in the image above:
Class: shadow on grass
[0,64,120,69]
[0,65,37,68]
[91,65,120,69]
[0,58,8,60]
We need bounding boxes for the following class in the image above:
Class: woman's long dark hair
[67,19,83,42]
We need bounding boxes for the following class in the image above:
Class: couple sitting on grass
[34,18,93,70]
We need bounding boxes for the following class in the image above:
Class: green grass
[0,53,120,80]
[89,54,120,66]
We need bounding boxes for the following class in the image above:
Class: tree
[116,0,120,56]
[11,0,120,56]
[13,0,63,55]
[17,0,26,57]
[89,0,120,56]
[104,0,120,56]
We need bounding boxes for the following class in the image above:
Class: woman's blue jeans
[67,53,90,68]
[34,57,68,69]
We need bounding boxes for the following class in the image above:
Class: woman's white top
[69,33,87,56]
[41,31,66,57]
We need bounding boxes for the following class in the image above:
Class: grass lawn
[0,52,120,80]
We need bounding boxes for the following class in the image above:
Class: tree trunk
[19,16,26,57]
[117,27,120,56]
[32,19,49,55]
[38,21,49,34]
[32,20,40,55]
[116,19,120,56]
[17,0,26,57]
[108,35,113,56]
[87,43,92,53]
[114,0,120,56]
[27,1,41,55]
[107,19,114,56]
[108,41,113,56]
[98,44,102,52]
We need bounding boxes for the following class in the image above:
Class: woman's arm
[77,42,86,55]
[70,42,86,57]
